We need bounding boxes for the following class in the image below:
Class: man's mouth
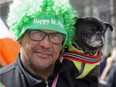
[34,50,53,58]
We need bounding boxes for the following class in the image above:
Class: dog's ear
[74,18,84,27]
[105,23,113,31]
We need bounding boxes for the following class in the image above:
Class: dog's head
[74,17,113,54]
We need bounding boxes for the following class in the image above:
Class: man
[0,0,76,87]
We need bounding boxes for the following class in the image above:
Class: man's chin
[31,62,54,71]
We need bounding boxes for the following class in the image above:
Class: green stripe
[0,82,5,87]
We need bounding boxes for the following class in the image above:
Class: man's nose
[39,36,51,48]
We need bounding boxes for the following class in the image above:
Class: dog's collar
[63,44,102,64]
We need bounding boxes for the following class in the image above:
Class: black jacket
[0,55,69,87]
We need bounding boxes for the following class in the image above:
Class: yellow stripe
[71,60,98,79]
[69,44,98,56]
[68,45,83,53]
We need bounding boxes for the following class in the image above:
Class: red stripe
[64,56,101,64]
[68,50,102,59]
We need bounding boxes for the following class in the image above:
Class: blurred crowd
[99,47,116,87]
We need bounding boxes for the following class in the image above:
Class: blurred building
[0,0,116,55]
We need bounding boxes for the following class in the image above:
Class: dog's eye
[101,30,105,33]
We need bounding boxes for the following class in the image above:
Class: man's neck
[29,64,55,81]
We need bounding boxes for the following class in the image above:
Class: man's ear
[105,23,113,31]
[17,38,22,46]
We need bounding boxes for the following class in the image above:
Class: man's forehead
[39,30,58,33]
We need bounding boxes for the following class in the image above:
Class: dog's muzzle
[87,32,104,47]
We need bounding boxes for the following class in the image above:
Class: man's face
[20,30,63,70]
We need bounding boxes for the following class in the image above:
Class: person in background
[0,63,2,68]
[106,62,116,87]
[0,17,20,66]
[100,47,116,80]
[99,47,116,86]
[0,0,77,87]
[100,52,111,75]
[0,38,20,66]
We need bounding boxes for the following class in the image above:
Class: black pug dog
[61,17,113,87]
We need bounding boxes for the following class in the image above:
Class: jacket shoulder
[0,63,16,75]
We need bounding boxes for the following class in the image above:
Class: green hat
[7,0,77,47]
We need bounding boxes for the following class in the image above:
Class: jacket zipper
[45,81,49,87]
